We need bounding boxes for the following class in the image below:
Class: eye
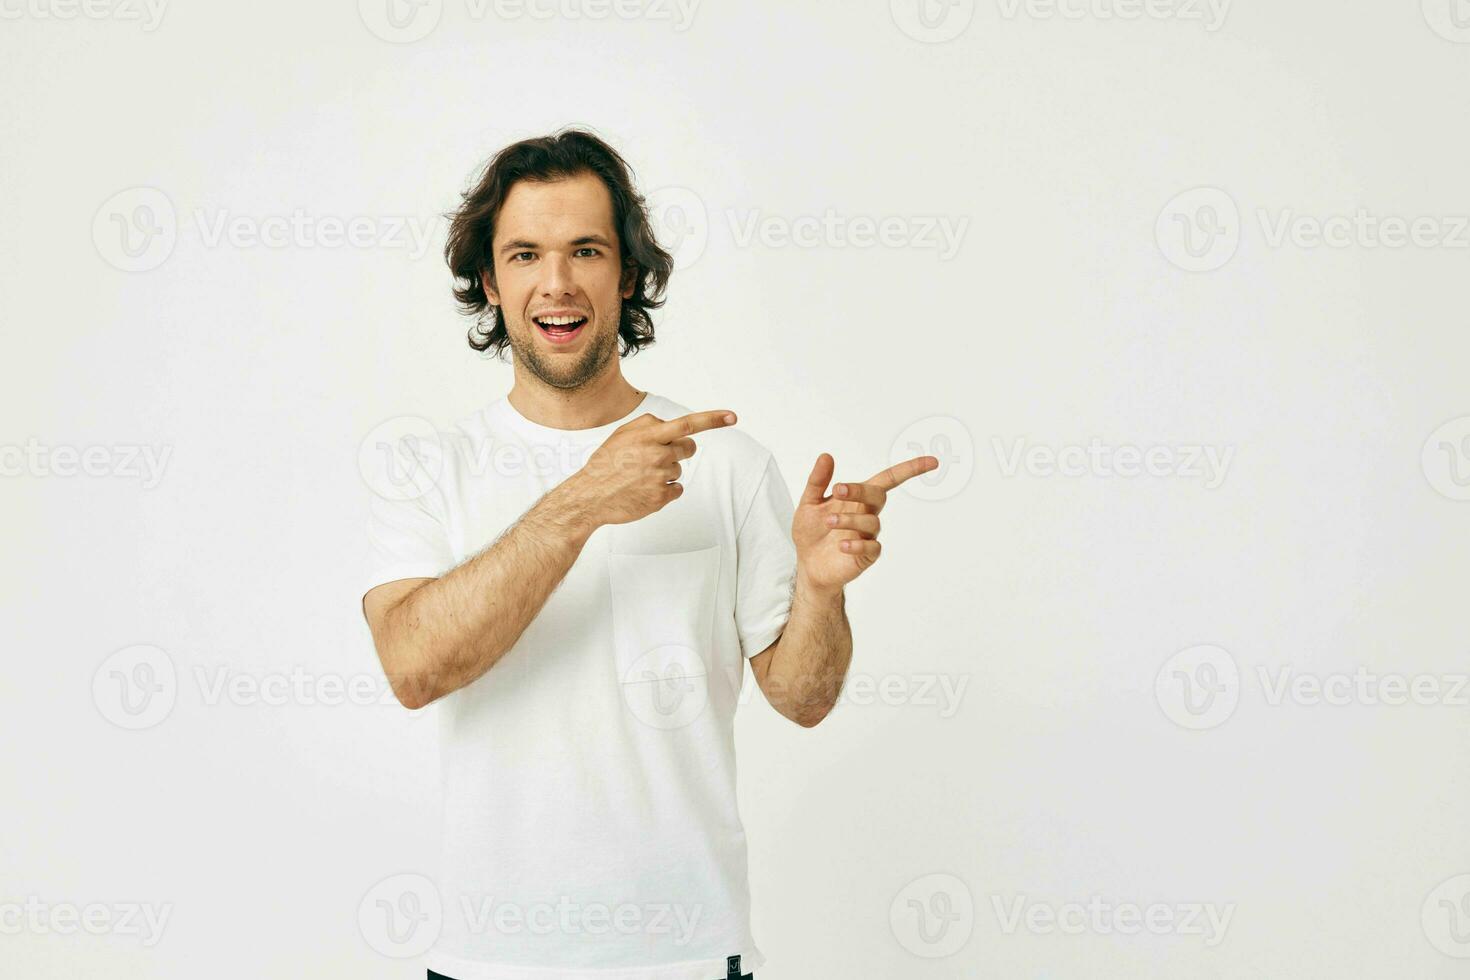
[510,251,534,262]
[575,247,599,257]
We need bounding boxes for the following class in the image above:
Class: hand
[562,409,737,527]
[792,452,939,595]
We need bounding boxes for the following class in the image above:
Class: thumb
[801,453,835,505]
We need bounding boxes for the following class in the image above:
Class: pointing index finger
[865,455,939,491]
[655,410,738,443]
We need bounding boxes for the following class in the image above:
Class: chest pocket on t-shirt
[606,544,722,727]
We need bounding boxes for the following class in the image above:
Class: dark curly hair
[444,127,674,359]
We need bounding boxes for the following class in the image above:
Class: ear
[480,268,500,307]
[620,263,636,301]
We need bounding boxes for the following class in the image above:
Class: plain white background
[3,1,1470,977]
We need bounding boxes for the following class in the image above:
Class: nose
[538,252,576,299]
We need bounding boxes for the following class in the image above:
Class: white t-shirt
[363,391,796,980]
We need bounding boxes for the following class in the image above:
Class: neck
[506,368,644,431]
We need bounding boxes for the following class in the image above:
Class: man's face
[483,171,635,390]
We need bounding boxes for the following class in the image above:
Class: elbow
[781,685,841,728]
[791,703,833,729]
[376,604,441,711]
[379,646,439,711]
[387,662,439,710]
[392,682,431,712]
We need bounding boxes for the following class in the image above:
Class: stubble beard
[506,309,619,392]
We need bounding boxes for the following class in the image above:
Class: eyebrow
[497,234,614,256]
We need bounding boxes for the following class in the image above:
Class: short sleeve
[733,454,797,659]
[363,484,455,601]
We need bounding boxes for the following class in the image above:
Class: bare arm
[362,480,597,709]
[361,408,738,710]
[749,450,939,727]
[748,573,851,727]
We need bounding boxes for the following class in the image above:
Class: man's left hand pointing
[791,452,940,595]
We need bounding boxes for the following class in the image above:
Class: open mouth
[533,314,588,345]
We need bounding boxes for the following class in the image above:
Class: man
[361,128,936,980]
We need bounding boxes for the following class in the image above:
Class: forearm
[763,571,852,727]
[382,480,598,707]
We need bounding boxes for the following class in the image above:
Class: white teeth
[536,315,584,326]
